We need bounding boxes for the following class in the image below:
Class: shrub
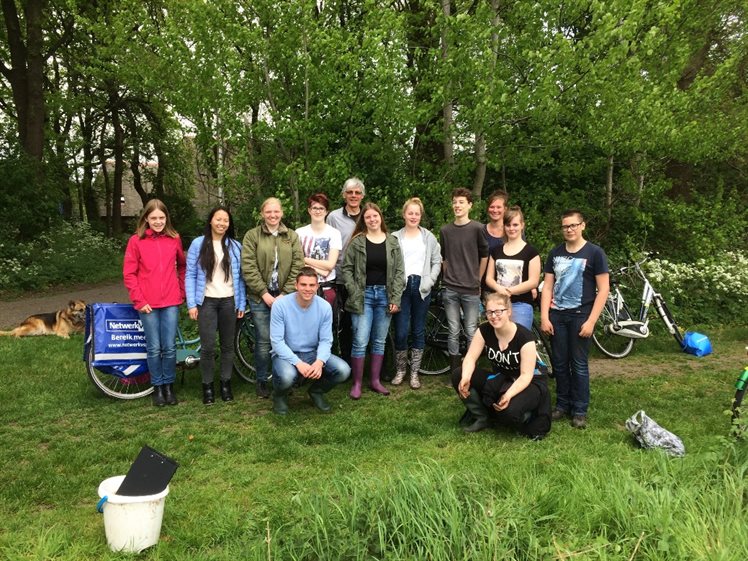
[644,251,748,328]
[0,221,124,294]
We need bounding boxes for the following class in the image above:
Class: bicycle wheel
[86,344,154,399]
[592,300,636,358]
[656,297,684,347]
[233,316,256,383]
[532,323,553,378]
[419,308,451,375]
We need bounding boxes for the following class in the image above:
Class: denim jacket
[185,235,247,312]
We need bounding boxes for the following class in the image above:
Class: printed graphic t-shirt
[489,243,540,305]
[544,242,608,313]
[295,224,343,283]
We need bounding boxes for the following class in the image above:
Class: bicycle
[86,303,255,398]
[593,253,684,359]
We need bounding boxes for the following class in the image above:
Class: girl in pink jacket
[123,199,186,407]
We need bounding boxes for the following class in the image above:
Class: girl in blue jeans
[342,203,405,399]
[123,199,186,407]
[485,205,541,331]
[392,198,442,389]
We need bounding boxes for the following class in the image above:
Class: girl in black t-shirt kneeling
[453,293,551,439]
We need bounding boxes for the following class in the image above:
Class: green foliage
[0,156,63,240]
[0,221,123,294]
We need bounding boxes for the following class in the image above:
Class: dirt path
[0,281,129,329]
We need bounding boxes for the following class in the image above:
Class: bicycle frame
[603,255,681,340]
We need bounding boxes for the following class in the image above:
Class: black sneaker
[551,409,568,421]
[255,381,271,399]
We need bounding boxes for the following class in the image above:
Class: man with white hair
[327,177,365,362]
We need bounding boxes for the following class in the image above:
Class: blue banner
[85,303,149,378]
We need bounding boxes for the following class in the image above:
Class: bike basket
[84,303,149,378]
[681,331,712,357]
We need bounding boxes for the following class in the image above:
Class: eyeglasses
[485,308,509,318]
[344,190,363,196]
[561,222,583,231]
[310,206,327,212]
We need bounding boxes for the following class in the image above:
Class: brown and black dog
[0,300,87,339]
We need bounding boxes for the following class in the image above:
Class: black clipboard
[116,445,179,496]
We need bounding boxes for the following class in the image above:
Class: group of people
[123,178,609,441]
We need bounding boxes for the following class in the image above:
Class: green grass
[0,330,746,560]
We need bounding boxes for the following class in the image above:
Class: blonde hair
[260,197,283,213]
[484,291,511,310]
[135,199,178,238]
[402,197,424,217]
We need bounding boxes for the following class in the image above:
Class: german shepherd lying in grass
[0,300,87,338]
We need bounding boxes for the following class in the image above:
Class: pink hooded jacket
[123,229,186,311]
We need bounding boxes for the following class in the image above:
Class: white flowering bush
[0,221,123,293]
[643,251,748,327]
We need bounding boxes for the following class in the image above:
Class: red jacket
[123,229,186,311]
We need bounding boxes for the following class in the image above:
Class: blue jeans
[442,287,480,356]
[511,302,534,331]
[550,309,592,416]
[139,306,179,386]
[393,275,431,351]
[249,299,271,383]
[271,352,351,391]
[351,285,392,357]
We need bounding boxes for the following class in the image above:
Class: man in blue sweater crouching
[269,266,351,415]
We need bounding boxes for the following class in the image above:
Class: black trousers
[198,296,237,383]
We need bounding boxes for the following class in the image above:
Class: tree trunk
[111,101,124,235]
[472,133,486,198]
[472,0,502,197]
[606,154,614,221]
[0,0,46,161]
[440,0,453,166]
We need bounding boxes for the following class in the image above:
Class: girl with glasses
[295,193,343,309]
[453,293,551,439]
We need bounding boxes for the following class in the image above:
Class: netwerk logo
[106,319,143,332]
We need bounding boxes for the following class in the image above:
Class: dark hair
[297,266,318,281]
[487,190,509,206]
[135,199,179,238]
[351,202,388,238]
[199,206,236,283]
[451,187,473,204]
[307,192,329,210]
[562,209,586,222]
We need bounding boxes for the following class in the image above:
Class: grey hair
[341,177,365,196]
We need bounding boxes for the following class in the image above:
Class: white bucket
[97,475,170,553]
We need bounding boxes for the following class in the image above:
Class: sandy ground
[0,281,129,330]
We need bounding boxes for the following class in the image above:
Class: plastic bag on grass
[681,331,712,357]
[625,410,685,457]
